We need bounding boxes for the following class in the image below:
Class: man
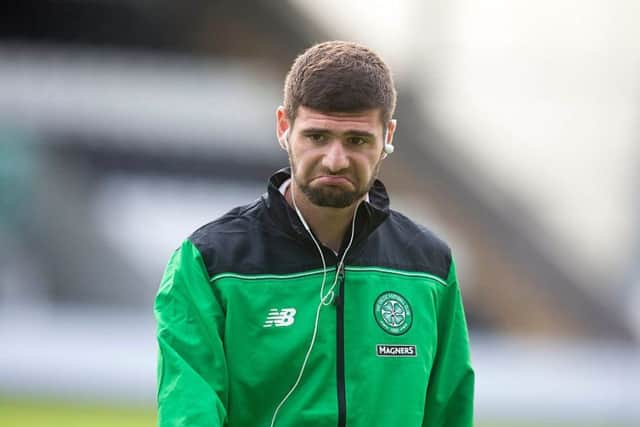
[155,41,474,427]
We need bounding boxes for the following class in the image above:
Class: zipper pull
[334,290,342,308]
[334,265,345,307]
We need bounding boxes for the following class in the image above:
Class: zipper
[335,264,346,427]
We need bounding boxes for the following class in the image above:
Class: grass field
[0,399,156,427]
[0,398,631,427]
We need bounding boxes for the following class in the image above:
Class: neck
[286,183,361,254]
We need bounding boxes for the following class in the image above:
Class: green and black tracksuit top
[155,169,474,427]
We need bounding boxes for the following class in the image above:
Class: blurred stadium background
[1,0,639,426]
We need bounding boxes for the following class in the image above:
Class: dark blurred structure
[3,0,314,63]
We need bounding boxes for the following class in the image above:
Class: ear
[385,119,397,145]
[381,119,397,159]
[276,106,290,151]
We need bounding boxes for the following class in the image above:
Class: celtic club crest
[373,291,413,335]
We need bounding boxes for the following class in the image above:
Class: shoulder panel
[351,210,452,281]
[188,196,321,278]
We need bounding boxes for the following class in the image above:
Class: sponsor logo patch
[376,344,417,357]
[373,291,413,335]
[263,308,296,327]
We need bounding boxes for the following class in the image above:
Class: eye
[307,133,326,143]
[347,136,368,145]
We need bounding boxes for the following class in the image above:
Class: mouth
[312,175,353,186]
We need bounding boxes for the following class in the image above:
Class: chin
[305,187,363,209]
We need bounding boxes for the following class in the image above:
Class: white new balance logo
[263,308,297,327]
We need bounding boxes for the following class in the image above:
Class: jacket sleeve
[154,239,228,427]
[423,256,475,427]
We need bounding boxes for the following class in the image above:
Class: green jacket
[155,169,474,427]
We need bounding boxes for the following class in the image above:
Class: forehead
[294,106,383,133]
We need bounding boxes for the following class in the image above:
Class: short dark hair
[284,40,397,125]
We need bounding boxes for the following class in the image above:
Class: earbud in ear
[382,127,394,156]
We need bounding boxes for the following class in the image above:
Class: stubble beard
[290,158,382,209]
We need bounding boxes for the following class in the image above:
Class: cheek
[356,152,382,172]
[293,149,321,166]
[290,150,317,177]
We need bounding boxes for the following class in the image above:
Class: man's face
[281,106,390,209]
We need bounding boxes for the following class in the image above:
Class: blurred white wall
[292,0,640,304]
[0,45,282,156]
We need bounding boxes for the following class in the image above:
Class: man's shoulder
[188,196,266,250]
[387,209,451,254]
[369,209,452,280]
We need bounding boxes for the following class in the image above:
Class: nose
[321,140,349,173]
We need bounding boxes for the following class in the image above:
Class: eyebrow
[300,128,376,138]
